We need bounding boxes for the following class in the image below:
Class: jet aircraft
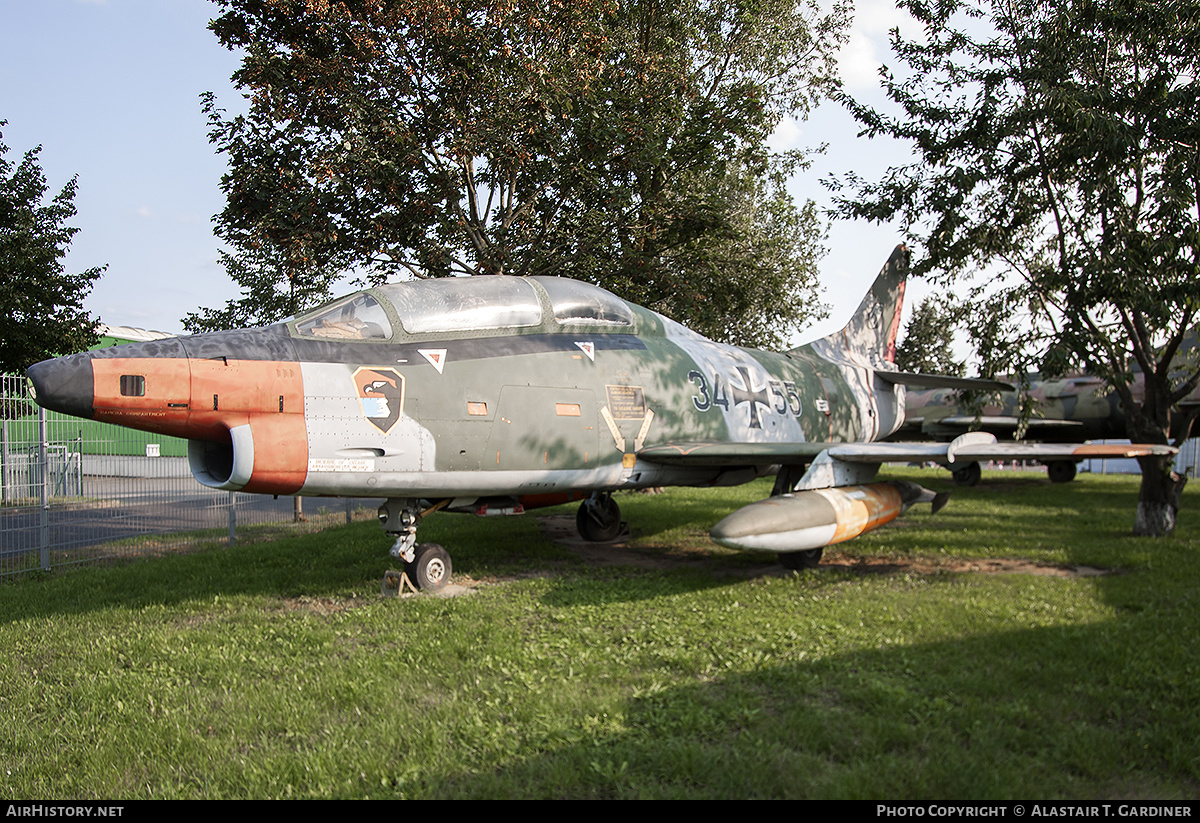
[26,245,1175,590]
[897,340,1200,486]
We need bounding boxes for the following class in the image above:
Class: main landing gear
[951,459,1078,485]
[771,464,825,571]
[779,548,824,570]
[951,461,982,487]
[576,492,626,542]
[379,499,453,594]
[1046,460,1078,483]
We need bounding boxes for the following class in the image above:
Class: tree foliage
[829,0,1200,535]
[189,0,849,346]
[0,125,103,375]
[894,297,964,376]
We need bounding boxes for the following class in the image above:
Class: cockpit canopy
[294,293,393,340]
[292,276,634,341]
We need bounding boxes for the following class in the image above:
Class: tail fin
[806,244,909,365]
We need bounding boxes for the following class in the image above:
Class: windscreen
[294,294,393,340]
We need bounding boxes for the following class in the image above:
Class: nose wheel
[379,498,453,593]
[408,542,451,590]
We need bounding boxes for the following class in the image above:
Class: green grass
[2,467,1198,798]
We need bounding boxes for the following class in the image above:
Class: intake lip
[26,353,96,419]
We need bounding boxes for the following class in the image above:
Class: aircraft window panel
[120,375,145,397]
[533,277,634,326]
[295,294,393,340]
[381,277,542,334]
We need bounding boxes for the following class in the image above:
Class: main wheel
[576,495,622,542]
[1047,460,1077,483]
[408,542,452,590]
[779,548,823,570]
[951,461,982,486]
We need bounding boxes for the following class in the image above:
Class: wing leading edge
[638,432,1176,472]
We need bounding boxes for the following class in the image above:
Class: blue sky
[1,0,915,340]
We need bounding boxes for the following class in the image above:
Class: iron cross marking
[731,366,770,429]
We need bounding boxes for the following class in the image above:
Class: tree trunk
[1133,453,1186,537]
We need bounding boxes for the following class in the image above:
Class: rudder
[808,244,909,365]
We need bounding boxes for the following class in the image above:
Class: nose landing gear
[379,498,453,594]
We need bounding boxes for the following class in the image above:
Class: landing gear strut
[576,492,625,542]
[779,548,823,570]
[379,498,452,592]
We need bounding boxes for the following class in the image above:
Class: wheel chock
[381,569,419,598]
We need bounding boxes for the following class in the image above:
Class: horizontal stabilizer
[876,371,1014,392]
[911,415,1083,429]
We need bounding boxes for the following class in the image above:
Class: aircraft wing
[822,440,1176,464]
[638,434,1176,468]
[636,441,835,467]
[906,414,1084,429]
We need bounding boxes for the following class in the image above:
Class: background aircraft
[896,334,1200,485]
[26,246,1174,590]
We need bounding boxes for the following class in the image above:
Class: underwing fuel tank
[710,480,948,553]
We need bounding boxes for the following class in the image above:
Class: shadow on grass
[0,495,763,622]
[432,473,1200,798]
[4,469,1194,622]
[439,576,1200,799]
[1,470,1198,798]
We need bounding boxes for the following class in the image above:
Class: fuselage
[27,276,905,501]
[897,372,1200,443]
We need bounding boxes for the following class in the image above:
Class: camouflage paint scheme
[900,372,1200,444]
[28,248,918,500]
[26,246,1176,585]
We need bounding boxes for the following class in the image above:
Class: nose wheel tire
[407,542,452,590]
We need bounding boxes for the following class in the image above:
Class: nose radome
[26,353,96,419]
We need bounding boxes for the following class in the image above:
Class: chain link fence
[1,374,375,578]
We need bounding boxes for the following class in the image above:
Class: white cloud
[768,115,807,153]
[837,1,923,93]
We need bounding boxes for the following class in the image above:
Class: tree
[894,297,965,376]
[829,0,1200,535]
[0,124,103,375]
[182,247,338,332]
[190,0,849,347]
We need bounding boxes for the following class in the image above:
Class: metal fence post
[38,406,50,571]
[1,417,8,504]
[228,491,236,545]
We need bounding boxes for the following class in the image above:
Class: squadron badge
[354,367,405,433]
